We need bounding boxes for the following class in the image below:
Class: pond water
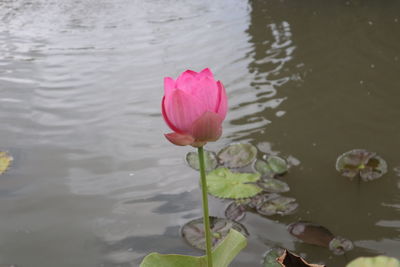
[1,0,400,266]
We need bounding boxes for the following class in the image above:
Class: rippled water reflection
[1,0,399,266]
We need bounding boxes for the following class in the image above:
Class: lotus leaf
[288,222,334,248]
[277,250,325,267]
[218,143,257,168]
[225,202,246,221]
[262,247,285,267]
[329,236,354,255]
[256,196,298,216]
[181,217,248,251]
[336,149,387,181]
[206,168,263,199]
[140,229,247,267]
[346,256,400,267]
[254,156,288,177]
[186,150,218,172]
[258,178,290,193]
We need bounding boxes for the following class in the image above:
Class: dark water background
[0,0,399,266]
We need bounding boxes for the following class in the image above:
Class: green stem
[198,146,213,267]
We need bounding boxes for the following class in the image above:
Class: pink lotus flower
[162,68,228,147]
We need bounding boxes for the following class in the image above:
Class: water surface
[0,0,399,266]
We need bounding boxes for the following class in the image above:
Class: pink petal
[164,132,194,146]
[161,96,181,133]
[215,81,227,119]
[164,77,176,97]
[164,89,205,133]
[190,111,223,142]
[199,68,214,79]
[175,70,198,93]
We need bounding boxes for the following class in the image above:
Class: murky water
[1,0,399,266]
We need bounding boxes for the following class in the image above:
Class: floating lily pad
[329,236,354,255]
[288,222,334,247]
[346,256,400,267]
[245,193,272,209]
[206,168,263,199]
[258,178,290,193]
[181,217,249,250]
[225,202,246,221]
[336,149,387,181]
[277,250,326,267]
[0,151,13,175]
[262,247,285,267]
[256,196,298,216]
[218,143,257,168]
[186,150,218,171]
[394,166,400,176]
[254,156,288,177]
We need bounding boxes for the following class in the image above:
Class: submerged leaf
[329,236,354,255]
[218,143,257,168]
[258,178,290,193]
[225,202,246,221]
[288,222,354,254]
[0,151,13,175]
[206,168,263,199]
[186,150,218,171]
[254,156,288,176]
[277,250,325,267]
[288,222,334,248]
[140,229,247,267]
[256,196,298,216]
[181,217,248,250]
[346,256,400,267]
[262,247,285,267]
[336,149,387,181]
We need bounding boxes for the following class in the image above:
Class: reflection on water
[0,0,400,266]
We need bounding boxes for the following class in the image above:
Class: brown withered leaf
[277,250,325,267]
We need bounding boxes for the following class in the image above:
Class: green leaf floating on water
[346,256,400,267]
[186,150,218,172]
[218,143,257,168]
[262,247,285,267]
[206,168,263,199]
[139,229,247,267]
[256,196,298,216]
[225,202,246,221]
[336,149,388,181]
[254,156,288,176]
[181,216,248,250]
[0,151,13,175]
[257,178,290,193]
[329,236,354,255]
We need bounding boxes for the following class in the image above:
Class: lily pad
[258,178,290,193]
[262,247,285,267]
[0,151,13,175]
[288,222,334,247]
[336,149,387,181]
[186,150,218,172]
[254,156,288,176]
[256,196,298,216]
[181,217,249,251]
[277,250,326,267]
[245,193,272,209]
[218,143,257,168]
[225,202,246,221]
[329,236,354,255]
[346,256,400,267]
[206,168,263,199]
[140,229,247,267]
